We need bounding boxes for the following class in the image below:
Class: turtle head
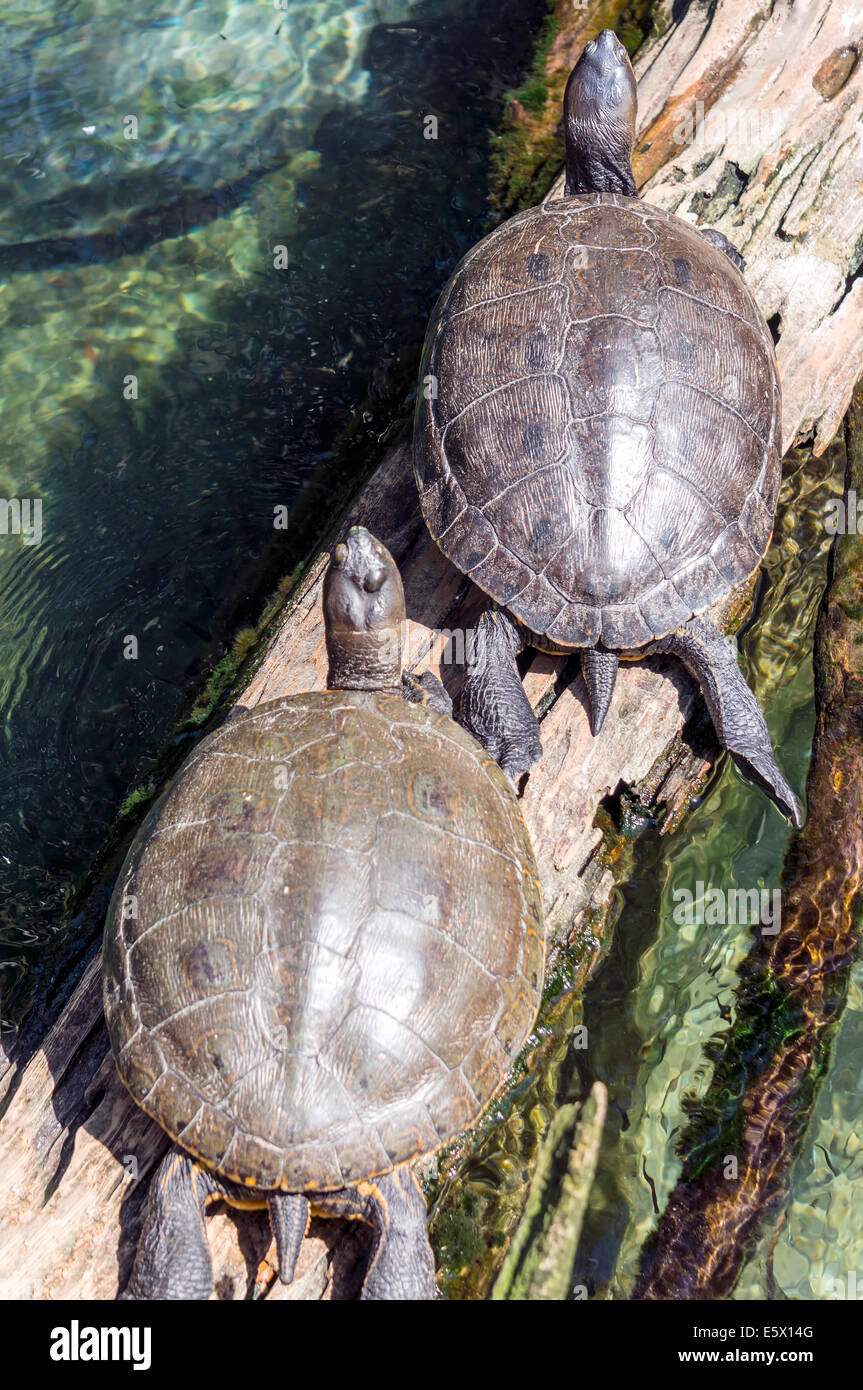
[563,29,637,198]
[324,527,405,693]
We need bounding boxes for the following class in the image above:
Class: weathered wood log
[3,0,863,1300]
[632,381,863,1301]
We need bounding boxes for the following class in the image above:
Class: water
[553,442,863,1299]
[0,0,548,1025]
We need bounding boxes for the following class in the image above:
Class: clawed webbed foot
[650,617,802,827]
[460,608,543,786]
[731,751,801,828]
[487,731,543,786]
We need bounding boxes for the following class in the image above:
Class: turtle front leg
[647,616,801,826]
[461,607,542,783]
[123,1146,220,1300]
[699,227,745,273]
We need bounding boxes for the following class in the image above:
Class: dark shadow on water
[0,0,549,1304]
[0,0,548,1033]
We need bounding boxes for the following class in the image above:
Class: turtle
[414,28,800,826]
[103,526,544,1301]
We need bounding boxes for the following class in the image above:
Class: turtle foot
[650,616,802,826]
[402,668,453,718]
[699,226,745,273]
[492,729,544,785]
[731,750,802,829]
[460,607,542,784]
[123,1147,217,1300]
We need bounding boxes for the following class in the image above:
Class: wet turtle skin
[103,689,543,1194]
[415,192,781,653]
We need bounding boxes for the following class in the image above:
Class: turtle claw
[730,752,802,828]
[402,668,453,718]
[461,608,543,784]
[650,617,802,827]
[495,731,544,786]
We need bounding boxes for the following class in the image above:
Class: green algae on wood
[633,385,863,1300]
[492,1082,607,1300]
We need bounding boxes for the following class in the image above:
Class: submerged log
[633,382,863,1301]
[2,0,862,1299]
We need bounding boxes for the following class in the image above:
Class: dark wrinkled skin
[324,527,404,694]
[564,29,637,196]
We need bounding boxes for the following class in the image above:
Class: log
[3,0,862,1299]
[491,1082,608,1301]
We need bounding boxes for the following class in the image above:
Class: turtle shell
[103,691,543,1192]
[415,191,782,651]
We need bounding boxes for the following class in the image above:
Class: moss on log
[491,1082,607,1301]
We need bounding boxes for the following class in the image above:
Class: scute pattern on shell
[415,192,782,650]
[103,691,543,1192]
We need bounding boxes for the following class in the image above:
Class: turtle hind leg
[358,1173,433,1301]
[461,607,542,783]
[267,1192,310,1285]
[581,646,619,734]
[314,1168,437,1300]
[123,1146,220,1300]
[649,616,801,826]
[359,1168,437,1300]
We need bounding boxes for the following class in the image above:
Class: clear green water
[0,0,547,1024]
[563,443,863,1299]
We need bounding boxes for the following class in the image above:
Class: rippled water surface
[0,0,548,1022]
[558,444,863,1299]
